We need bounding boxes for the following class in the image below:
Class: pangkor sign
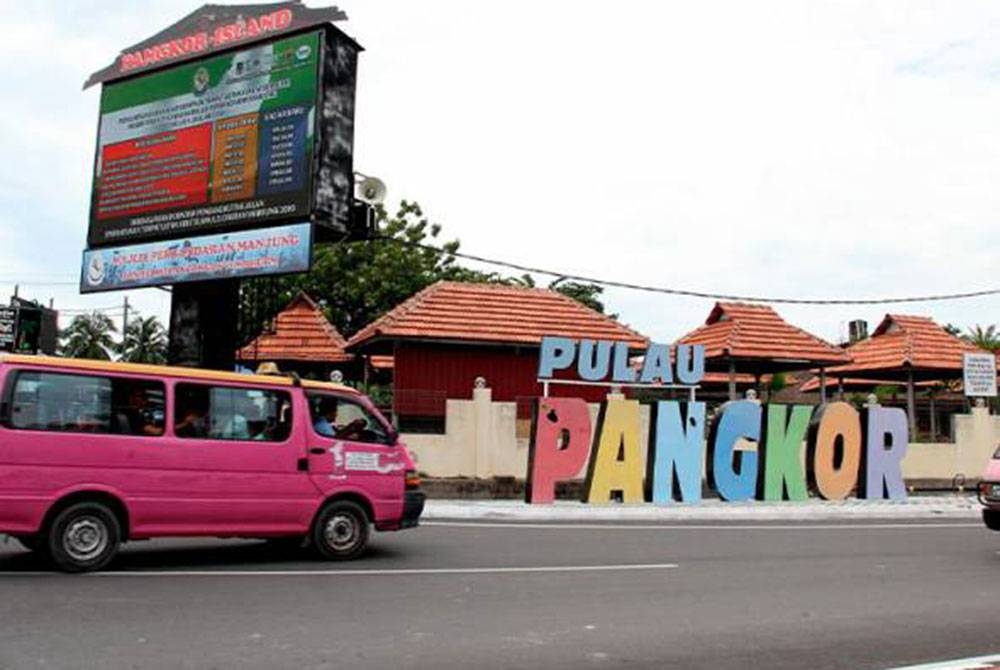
[527,336,909,505]
[83,3,348,88]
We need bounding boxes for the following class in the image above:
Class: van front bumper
[401,490,426,529]
[376,490,426,532]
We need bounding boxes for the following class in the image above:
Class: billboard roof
[83,1,349,89]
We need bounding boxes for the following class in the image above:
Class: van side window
[174,383,292,442]
[6,371,165,437]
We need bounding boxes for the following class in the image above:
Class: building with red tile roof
[237,292,353,378]
[679,302,851,371]
[346,281,648,430]
[676,302,850,399]
[824,314,994,435]
[826,314,987,379]
[347,281,647,349]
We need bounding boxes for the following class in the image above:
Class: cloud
[2,0,1000,344]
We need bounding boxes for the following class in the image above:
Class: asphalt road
[1,519,998,670]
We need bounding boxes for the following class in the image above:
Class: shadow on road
[0,539,405,573]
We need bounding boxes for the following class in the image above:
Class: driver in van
[313,396,366,440]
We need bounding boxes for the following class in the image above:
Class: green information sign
[88,31,322,247]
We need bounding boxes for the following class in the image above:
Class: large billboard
[88,31,322,247]
[80,222,312,293]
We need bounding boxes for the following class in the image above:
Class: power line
[379,237,1000,306]
[0,279,80,287]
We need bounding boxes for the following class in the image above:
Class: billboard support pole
[168,280,240,371]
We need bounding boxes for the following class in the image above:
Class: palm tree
[966,324,1000,353]
[60,312,117,360]
[119,315,168,364]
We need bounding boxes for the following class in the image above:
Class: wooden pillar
[837,376,844,400]
[928,390,937,441]
[906,368,917,436]
[728,358,737,401]
[819,367,827,404]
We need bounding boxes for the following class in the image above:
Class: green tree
[242,200,618,339]
[247,201,499,338]
[60,312,117,360]
[965,324,1000,352]
[497,275,611,315]
[119,315,168,364]
[548,278,609,315]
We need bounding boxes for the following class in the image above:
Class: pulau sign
[527,336,909,504]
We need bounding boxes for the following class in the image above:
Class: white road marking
[423,521,980,531]
[0,563,679,578]
[881,654,1000,669]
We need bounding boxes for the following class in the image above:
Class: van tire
[312,500,369,561]
[44,502,121,573]
[984,510,1000,531]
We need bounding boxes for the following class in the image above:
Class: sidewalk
[423,494,984,522]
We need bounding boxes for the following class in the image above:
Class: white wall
[402,391,1000,483]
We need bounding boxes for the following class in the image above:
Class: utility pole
[122,296,130,357]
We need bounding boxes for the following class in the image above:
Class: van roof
[0,354,360,394]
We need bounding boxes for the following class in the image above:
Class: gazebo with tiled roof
[825,314,992,432]
[677,302,851,401]
[346,281,647,428]
[237,292,353,379]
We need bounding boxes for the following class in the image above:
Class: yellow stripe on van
[0,354,358,393]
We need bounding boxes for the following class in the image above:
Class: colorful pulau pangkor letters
[706,400,761,502]
[807,402,863,500]
[647,401,706,504]
[583,398,645,503]
[524,397,592,504]
[526,397,910,504]
[528,336,910,504]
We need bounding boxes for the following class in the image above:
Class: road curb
[422,495,984,522]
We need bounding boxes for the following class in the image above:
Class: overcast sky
[1,1,999,343]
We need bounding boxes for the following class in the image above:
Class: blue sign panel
[257,105,310,196]
[80,222,312,293]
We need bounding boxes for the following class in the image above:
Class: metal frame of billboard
[81,4,362,291]
[86,25,359,248]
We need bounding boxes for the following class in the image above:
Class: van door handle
[309,448,326,455]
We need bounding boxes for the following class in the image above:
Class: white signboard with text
[963,352,998,397]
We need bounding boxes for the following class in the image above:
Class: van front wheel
[312,501,369,561]
[44,502,121,573]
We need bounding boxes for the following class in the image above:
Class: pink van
[980,447,1000,531]
[0,355,424,572]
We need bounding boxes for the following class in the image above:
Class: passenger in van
[175,406,208,438]
[119,386,164,436]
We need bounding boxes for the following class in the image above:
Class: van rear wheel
[44,502,121,573]
[312,501,369,561]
